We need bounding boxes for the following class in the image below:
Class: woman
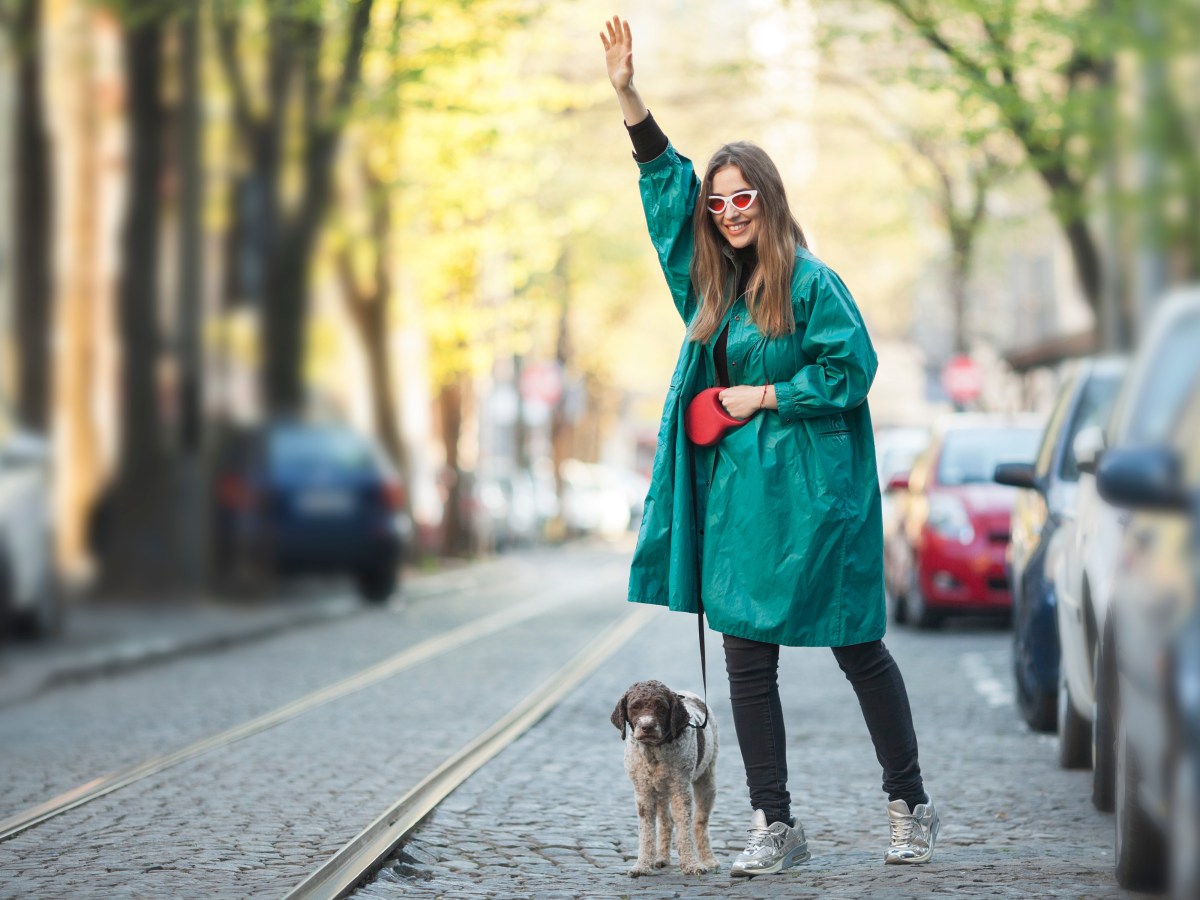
[600,16,939,876]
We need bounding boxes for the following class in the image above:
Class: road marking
[0,563,630,843]
[960,652,1013,708]
[284,604,659,900]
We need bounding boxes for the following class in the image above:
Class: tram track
[285,604,656,900]
[0,558,632,845]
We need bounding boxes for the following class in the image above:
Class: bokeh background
[0,0,1195,603]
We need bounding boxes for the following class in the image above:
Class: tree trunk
[335,181,414,524]
[438,376,468,557]
[14,0,53,431]
[52,0,104,576]
[102,11,172,594]
[173,1,209,594]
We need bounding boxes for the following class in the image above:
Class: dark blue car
[214,420,410,602]
[994,358,1125,731]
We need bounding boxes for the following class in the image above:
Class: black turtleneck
[714,247,757,386]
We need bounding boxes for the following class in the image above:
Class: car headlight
[927,494,975,544]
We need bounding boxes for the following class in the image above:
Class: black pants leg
[831,639,925,808]
[722,633,791,825]
[723,634,926,822]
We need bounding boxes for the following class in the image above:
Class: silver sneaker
[730,809,811,877]
[885,795,939,864]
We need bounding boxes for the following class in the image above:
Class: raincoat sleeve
[637,145,701,324]
[774,266,878,423]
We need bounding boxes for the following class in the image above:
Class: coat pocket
[813,413,849,435]
[811,425,854,508]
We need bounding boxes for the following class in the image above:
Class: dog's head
[610,680,691,745]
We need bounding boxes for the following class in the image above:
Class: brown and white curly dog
[610,679,719,876]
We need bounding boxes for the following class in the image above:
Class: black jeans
[722,633,925,825]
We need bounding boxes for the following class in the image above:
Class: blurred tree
[215,0,374,415]
[1,0,54,431]
[101,0,173,592]
[820,66,1013,355]
[858,0,1198,348]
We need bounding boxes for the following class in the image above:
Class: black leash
[688,597,709,730]
[687,439,709,731]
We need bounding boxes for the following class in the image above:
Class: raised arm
[600,16,648,126]
[601,16,699,322]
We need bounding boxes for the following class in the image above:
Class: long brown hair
[688,142,808,343]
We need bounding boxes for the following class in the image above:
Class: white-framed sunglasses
[706,189,758,215]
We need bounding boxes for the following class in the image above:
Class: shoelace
[889,812,917,848]
[743,826,772,854]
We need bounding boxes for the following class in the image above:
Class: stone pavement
[357,609,1147,899]
[0,559,502,709]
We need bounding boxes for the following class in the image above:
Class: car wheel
[0,551,13,642]
[1014,641,1056,732]
[1057,666,1091,769]
[1092,640,1117,812]
[1170,754,1200,900]
[16,565,61,639]
[356,564,398,605]
[1114,709,1166,890]
[906,567,942,630]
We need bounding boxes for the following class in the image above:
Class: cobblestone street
[0,544,1148,898]
[360,606,1141,898]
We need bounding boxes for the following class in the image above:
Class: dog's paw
[702,857,720,872]
[680,861,713,876]
[653,857,669,869]
[627,863,655,877]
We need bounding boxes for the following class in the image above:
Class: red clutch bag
[685,387,747,446]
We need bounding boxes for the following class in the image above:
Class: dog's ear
[669,692,690,740]
[610,695,629,740]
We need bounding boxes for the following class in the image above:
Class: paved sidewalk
[0,559,500,709]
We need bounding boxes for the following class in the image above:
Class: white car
[0,404,58,639]
[1054,289,1200,812]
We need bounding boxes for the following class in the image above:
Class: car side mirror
[885,472,910,492]
[1073,425,1105,476]
[994,462,1038,491]
[1095,445,1190,512]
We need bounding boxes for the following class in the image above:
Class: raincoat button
[735,315,741,321]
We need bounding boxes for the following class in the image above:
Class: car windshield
[1124,312,1200,444]
[937,427,1041,486]
[269,427,376,479]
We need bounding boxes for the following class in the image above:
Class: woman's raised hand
[600,16,648,125]
[600,16,634,92]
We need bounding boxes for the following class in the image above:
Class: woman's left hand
[719,385,774,420]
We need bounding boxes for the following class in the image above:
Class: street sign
[941,354,983,405]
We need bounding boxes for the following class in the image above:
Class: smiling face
[710,165,760,249]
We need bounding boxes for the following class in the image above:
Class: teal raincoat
[626,144,885,647]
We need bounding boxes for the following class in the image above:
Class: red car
[885,415,1042,628]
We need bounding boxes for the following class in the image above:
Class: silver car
[1055,289,1200,816]
[0,404,58,639]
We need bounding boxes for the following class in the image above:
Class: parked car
[885,415,1041,628]
[1055,289,1200,815]
[1094,374,1199,895]
[560,459,632,538]
[213,419,411,603]
[0,405,58,639]
[994,358,1126,731]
